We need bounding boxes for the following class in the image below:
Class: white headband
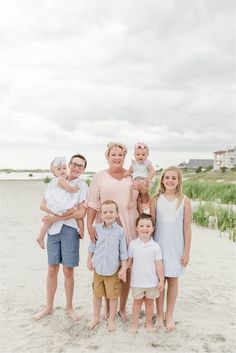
[52,156,66,167]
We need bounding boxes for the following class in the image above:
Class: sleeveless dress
[153,194,185,277]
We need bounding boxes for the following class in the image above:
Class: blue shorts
[47,225,80,267]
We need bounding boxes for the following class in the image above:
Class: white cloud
[0,0,235,170]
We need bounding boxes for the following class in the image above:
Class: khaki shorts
[132,287,160,300]
[93,270,122,299]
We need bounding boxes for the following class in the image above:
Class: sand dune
[0,180,235,353]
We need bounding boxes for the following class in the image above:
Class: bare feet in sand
[146,323,155,332]
[87,319,100,329]
[66,308,80,321]
[36,237,45,249]
[33,307,53,321]
[155,316,165,329]
[130,325,138,333]
[118,310,128,322]
[165,316,176,331]
[108,319,116,332]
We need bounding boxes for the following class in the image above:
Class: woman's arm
[87,207,98,243]
[150,197,156,225]
[181,197,192,267]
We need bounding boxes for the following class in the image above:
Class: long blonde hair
[152,165,184,209]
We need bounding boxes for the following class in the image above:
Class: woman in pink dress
[87,142,149,321]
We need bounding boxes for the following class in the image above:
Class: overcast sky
[0,0,235,171]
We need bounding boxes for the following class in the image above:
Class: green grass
[193,202,236,242]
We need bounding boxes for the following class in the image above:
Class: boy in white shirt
[128,213,164,333]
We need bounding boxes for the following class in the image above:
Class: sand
[0,180,235,353]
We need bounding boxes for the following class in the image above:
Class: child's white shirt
[128,237,162,288]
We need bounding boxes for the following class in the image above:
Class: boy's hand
[118,269,126,283]
[87,258,94,271]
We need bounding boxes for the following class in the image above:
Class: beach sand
[0,180,235,353]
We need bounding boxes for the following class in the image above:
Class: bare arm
[155,260,164,292]
[42,201,87,227]
[87,252,94,271]
[147,163,156,182]
[58,178,79,193]
[123,166,133,178]
[40,198,53,214]
[181,197,192,267]
[87,207,98,243]
[127,256,133,270]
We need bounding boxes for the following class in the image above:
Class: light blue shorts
[47,225,80,268]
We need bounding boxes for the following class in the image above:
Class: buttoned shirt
[88,222,128,276]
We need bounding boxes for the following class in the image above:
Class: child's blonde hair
[101,199,119,212]
[152,166,184,209]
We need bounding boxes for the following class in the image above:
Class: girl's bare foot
[33,307,53,321]
[87,319,100,329]
[165,316,176,331]
[36,238,45,249]
[66,308,80,321]
[156,316,165,329]
[108,319,116,332]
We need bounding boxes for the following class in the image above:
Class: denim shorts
[47,225,80,267]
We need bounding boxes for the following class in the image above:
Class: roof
[187,159,214,169]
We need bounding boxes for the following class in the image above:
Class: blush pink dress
[86,170,138,244]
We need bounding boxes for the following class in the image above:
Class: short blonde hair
[101,200,119,212]
[105,142,128,159]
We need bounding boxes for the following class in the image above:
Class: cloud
[0,0,235,170]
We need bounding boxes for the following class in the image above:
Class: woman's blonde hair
[105,142,128,159]
[153,165,184,209]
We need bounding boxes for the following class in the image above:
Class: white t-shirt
[48,178,88,235]
[128,237,162,288]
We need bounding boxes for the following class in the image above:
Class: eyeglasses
[71,162,85,170]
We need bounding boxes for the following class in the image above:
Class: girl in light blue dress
[150,166,192,331]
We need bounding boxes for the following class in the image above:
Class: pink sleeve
[86,171,102,211]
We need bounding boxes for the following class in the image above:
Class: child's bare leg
[87,295,102,329]
[128,188,139,209]
[131,298,143,333]
[108,298,118,332]
[144,297,154,331]
[156,280,166,329]
[33,264,59,320]
[77,219,84,239]
[165,277,178,331]
[36,224,49,249]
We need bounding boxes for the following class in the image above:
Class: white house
[213,147,236,170]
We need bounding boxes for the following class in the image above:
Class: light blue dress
[153,194,185,277]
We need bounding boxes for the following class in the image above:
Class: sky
[0,0,235,172]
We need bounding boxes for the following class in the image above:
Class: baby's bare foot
[33,307,53,321]
[66,308,80,321]
[36,238,45,249]
[87,319,100,329]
